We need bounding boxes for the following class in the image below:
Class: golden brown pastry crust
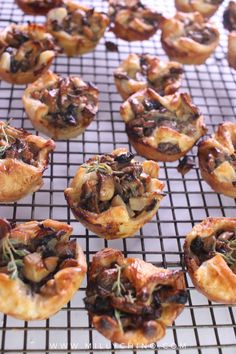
[161,12,220,65]
[109,0,162,41]
[85,248,187,345]
[228,31,236,69]
[15,0,63,15]
[184,217,236,304]
[46,1,109,57]
[120,88,207,162]
[0,121,55,203]
[114,53,183,100]
[0,218,87,320]
[0,23,56,85]
[198,122,236,198]
[22,71,99,140]
[64,148,165,239]
[175,0,224,18]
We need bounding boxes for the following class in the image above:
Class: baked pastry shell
[0,24,56,85]
[184,217,236,304]
[120,88,206,162]
[175,0,222,18]
[46,2,109,57]
[22,71,99,140]
[198,122,236,198]
[161,12,220,65]
[0,219,87,320]
[15,0,63,15]
[228,31,236,70]
[114,53,183,100]
[0,122,55,203]
[64,149,165,239]
[88,248,186,345]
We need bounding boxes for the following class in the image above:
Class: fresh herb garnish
[83,160,112,174]
[0,123,15,158]
[112,264,126,297]
[114,309,124,332]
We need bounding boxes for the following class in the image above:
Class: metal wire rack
[0,0,235,353]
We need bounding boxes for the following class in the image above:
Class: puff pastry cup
[15,0,63,15]
[184,217,236,304]
[22,71,99,140]
[0,121,55,203]
[0,218,87,320]
[223,1,236,32]
[120,89,207,162]
[108,0,162,41]
[175,0,224,18]
[198,122,236,198]
[0,23,56,85]
[160,12,220,65]
[114,53,184,100]
[46,1,109,57]
[84,248,187,345]
[64,148,165,240]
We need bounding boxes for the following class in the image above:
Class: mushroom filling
[78,152,158,216]
[24,0,63,11]
[182,19,217,45]
[115,55,183,96]
[50,5,103,39]
[31,78,98,128]
[126,97,199,154]
[84,263,187,333]
[205,146,236,185]
[1,28,55,74]
[0,124,40,166]
[0,221,77,293]
[190,230,236,272]
[223,2,236,32]
[109,1,161,29]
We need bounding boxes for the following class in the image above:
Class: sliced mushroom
[22,252,51,283]
[43,256,59,272]
[99,174,115,202]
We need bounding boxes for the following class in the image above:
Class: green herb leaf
[114,309,124,332]
[83,161,112,175]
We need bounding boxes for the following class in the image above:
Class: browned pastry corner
[22,71,99,140]
[120,88,207,162]
[0,121,55,203]
[175,0,224,18]
[84,248,187,345]
[0,23,56,85]
[223,1,236,31]
[114,53,184,100]
[46,1,109,57]
[198,122,236,198]
[108,0,162,41]
[15,0,63,15]
[228,31,236,69]
[161,12,220,65]
[0,218,87,320]
[64,148,165,239]
[184,217,236,304]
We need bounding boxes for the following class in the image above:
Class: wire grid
[0,0,235,353]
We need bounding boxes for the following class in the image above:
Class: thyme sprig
[112,264,126,297]
[114,309,124,332]
[216,238,236,268]
[82,160,112,174]
[0,123,15,158]
[1,236,29,279]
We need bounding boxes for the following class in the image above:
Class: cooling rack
[0,0,235,353]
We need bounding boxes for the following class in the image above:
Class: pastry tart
[46,1,109,57]
[0,23,56,85]
[161,12,220,65]
[184,217,236,304]
[223,1,236,32]
[15,0,63,15]
[228,31,236,69]
[0,121,55,203]
[64,148,165,239]
[175,0,224,18]
[84,248,187,345]
[0,218,87,320]
[114,53,184,100]
[120,88,207,162]
[22,71,99,140]
[198,122,236,198]
[108,0,162,41]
